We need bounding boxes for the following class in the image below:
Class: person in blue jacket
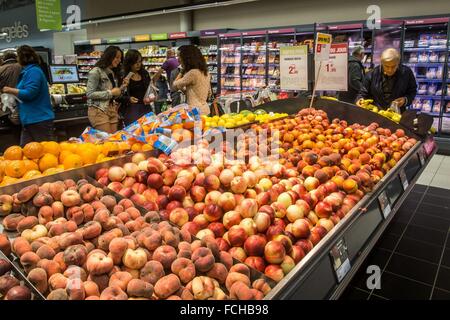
[2,45,55,145]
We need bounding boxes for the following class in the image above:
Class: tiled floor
[341,154,450,300]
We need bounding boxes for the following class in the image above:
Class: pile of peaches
[0,257,34,300]
[0,180,271,300]
[95,108,417,283]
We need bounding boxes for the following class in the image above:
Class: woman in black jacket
[120,49,153,126]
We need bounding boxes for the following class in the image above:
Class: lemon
[247,114,256,121]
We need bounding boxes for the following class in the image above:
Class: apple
[134,170,149,184]
[203,204,223,222]
[217,192,236,213]
[123,162,139,177]
[228,225,248,247]
[166,200,182,213]
[168,185,186,202]
[265,264,284,282]
[291,219,310,239]
[122,177,136,188]
[228,247,247,262]
[190,186,206,203]
[108,166,126,182]
[243,235,267,257]
[244,256,266,273]
[280,255,296,275]
[258,178,273,191]
[219,169,234,186]
[264,240,286,264]
[205,191,221,205]
[208,222,226,238]
[169,208,189,227]
[237,198,258,219]
[277,192,293,208]
[290,245,306,264]
[304,176,320,192]
[295,239,313,255]
[223,210,242,230]
[193,214,209,229]
[230,176,248,194]
[95,168,109,180]
[107,182,123,193]
[253,212,271,233]
[239,218,257,236]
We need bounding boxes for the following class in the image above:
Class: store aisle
[341,154,450,300]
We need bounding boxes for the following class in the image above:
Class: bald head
[381,48,400,77]
[167,49,176,59]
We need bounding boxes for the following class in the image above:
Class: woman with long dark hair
[1,45,55,145]
[173,45,211,115]
[86,45,125,133]
[120,49,153,126]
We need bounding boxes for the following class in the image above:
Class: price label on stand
[280,45,308,91]
[315,32,332,62]
[329,238,351,283]
[378,191,392,219]
[315,43,348,91]
[399,169,409,191]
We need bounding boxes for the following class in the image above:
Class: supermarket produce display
[0,97,437,299]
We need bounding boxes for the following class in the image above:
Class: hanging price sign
[280,45,308,91]
[315,43,348,91]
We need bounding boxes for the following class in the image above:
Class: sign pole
[309,60,322,108]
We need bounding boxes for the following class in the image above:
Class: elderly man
[340,46,365,104]
[357,48,417,113]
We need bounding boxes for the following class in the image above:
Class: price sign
[315,32,332,62]
[280,45,308,91]
[315,43,348,91]
[330,238,351,283]
[378,191,392,219]
[399,169,409,191]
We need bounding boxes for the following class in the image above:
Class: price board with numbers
[315,43,348,91]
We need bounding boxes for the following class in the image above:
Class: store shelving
[403,18,450,139]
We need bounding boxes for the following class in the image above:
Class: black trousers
[20,119,56,146]
[122,104,153,127]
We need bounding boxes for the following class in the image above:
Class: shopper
[120,49,153,126]
[172,45,212,115]
[153,48,180,84]
[1,45,55,145]
[0,50,22,90]
[86,45,125,133]
[356,48,417,113]
[340,46,365,104]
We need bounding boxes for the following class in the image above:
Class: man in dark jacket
[0,51,22,90]
[356,48,417,113]
[340,46,365,103]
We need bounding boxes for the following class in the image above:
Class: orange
[23,159,39,172]
[142,144,154,151]
[5,160,26,178]
[42,141,61,157]
[102,142,120,156]
[43,167,64,175]
[59,150,73,164]
[63,154,83,170]
[39,154,59,172]
[118,142,131,154]
[0,176,18,186]
[23,142,44,159]
[4,146,23,160]
[22,170,42,180]
[131,143,143,152]
[78,146,99,165]
[60,141,78,153]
